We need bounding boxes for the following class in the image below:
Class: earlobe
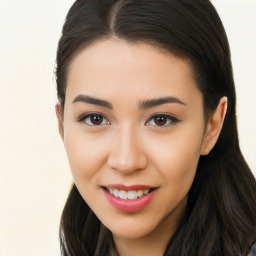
[55,103,64,141]
[201,97,228,155]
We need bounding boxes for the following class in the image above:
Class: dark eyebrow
[73,95,185,110]
[72,94,113,109]
[139,96,186,109]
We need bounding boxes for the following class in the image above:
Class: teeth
[106,187,152,200]
[143,189,149,194]
[119,190,127,200]
[127,190,137,200]
[136,190,143,197]
[113,189,119,197]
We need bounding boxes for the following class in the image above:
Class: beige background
[0,0,255,255]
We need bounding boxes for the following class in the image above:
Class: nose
[107,126,148,174]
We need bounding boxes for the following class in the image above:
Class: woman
[55,0,256,255]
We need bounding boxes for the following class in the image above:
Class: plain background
[0,0,255,255]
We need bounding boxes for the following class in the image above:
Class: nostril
[107,136,148,173]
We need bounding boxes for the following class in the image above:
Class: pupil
[90,115,103,125]
[154,116,167,126]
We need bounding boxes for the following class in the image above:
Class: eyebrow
[72,94,186,109]
[139,96,186,109]
[72,94,113,109]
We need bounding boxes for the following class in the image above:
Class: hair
[55,0,256,255]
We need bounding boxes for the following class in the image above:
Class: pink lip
[102,185,158,213]
[105,184,154,190]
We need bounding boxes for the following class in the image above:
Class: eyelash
[77,113,180,128]
[77,113,110,126]
[146,114,180,127]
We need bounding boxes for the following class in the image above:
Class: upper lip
[103,184,156,190]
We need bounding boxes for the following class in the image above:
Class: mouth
[101,185,158,212]
[103,186,156,200]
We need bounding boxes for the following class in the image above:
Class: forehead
[66,38,201,105]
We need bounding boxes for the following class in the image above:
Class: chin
[106,220,157,239]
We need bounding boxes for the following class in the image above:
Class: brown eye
[146,114,179,127]
[78,113,109,126]
[90,114,103,125]
[154,116,168,126]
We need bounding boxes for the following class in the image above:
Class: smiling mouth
[103,187,155,200]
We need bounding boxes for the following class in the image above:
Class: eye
[146,114,179,127]
[78,113,110,126]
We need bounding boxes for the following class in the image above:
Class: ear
[201,97,228,155]
[55,103,64,141]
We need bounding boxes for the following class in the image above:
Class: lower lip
[102,188,158,213]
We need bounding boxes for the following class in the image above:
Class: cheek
[162,148,199,193]
[64,129,109,181]
[148,128,203,191]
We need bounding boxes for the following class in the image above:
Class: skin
[56,38,227,256]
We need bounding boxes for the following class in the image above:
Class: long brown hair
[55,0,256,255]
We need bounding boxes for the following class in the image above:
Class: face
[58,38,209,240]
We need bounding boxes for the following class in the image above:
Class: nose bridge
[108,124,147,173]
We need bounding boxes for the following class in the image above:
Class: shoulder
[248,241,256,256]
